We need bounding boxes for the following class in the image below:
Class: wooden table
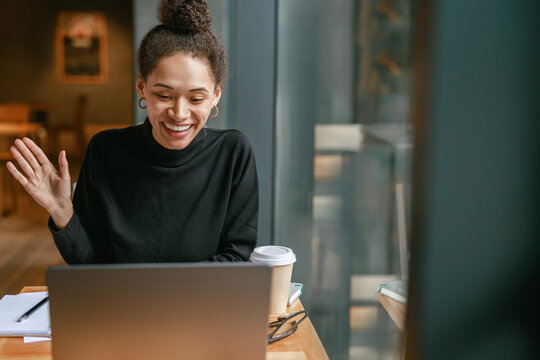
[376,292,407,333]
[0,287,329,360]
[267,299,329,360]
[0,123,44,137]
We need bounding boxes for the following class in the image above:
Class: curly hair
[138,0,228,86]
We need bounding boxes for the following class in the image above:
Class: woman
[5,0,258,263]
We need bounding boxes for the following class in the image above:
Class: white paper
[0,291,51,336]
[23,336,51,343]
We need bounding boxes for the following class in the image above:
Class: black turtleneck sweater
[49,119,258,264]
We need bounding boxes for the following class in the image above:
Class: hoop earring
[209,105,219,118]
[138,97,147,110]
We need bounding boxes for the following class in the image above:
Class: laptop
[46,263,271,360]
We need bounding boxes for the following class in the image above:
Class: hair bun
[159,0,211,33]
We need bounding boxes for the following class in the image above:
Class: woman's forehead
[148,53,215,88]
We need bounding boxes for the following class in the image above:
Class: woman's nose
[169,98,190,121]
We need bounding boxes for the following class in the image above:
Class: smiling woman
[138,53,221,150]
[5,0,258,264]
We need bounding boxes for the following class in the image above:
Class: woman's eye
[156,94,171,100]
[191,98,204,103]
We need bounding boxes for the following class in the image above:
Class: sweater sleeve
[48,137,102,264]
[48,212,95,263]
[206,133,259,262]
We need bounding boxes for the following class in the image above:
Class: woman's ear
[213,85,222,107]
[136,73,145,98]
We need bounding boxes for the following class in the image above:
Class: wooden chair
[48,94,87,160]
[0,104,32,216]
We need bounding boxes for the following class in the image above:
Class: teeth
[164,123,191,132]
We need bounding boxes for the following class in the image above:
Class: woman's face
[137,53,221,150]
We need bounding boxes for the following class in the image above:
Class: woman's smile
[162,122,193,138]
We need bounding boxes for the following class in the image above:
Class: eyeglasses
[268,310,309,344]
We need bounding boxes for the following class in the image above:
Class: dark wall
[406,0,540,358]
[0,0,133,125]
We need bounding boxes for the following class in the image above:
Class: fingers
[14,138,41,170]
[5,161,29,187]
[58,150,70,181]
[22,137,51,166]
[10,145,36,179]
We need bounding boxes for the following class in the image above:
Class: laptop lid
[46,263,271,360]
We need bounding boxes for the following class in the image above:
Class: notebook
[377,279,408,304]
[46,263,271,360]
[0,291,50,337]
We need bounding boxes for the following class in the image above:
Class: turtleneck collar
[136,117,208,167]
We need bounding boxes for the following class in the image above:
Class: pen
[17,297,48,322]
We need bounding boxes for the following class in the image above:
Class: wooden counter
[0,287,328,360]
[376,292,407,333]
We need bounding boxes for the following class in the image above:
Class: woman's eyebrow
[153,83,174,89]
[188,87,209,93]
[152,84,208,93]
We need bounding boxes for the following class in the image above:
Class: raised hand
[5,137,73,229]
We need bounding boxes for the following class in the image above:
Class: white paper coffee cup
[250,246,296,315]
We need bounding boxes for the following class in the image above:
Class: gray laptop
[46,263,271,360]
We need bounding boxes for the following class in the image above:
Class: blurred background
[1,0,538,359]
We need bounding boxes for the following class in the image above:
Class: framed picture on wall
[56,11,107,84]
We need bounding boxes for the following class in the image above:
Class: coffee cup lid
[250,246,296,266]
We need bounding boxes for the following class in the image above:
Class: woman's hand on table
[5,137,73,229]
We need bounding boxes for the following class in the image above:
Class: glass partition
[275,0,414,358]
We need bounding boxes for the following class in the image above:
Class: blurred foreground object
[406,0,540,359]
